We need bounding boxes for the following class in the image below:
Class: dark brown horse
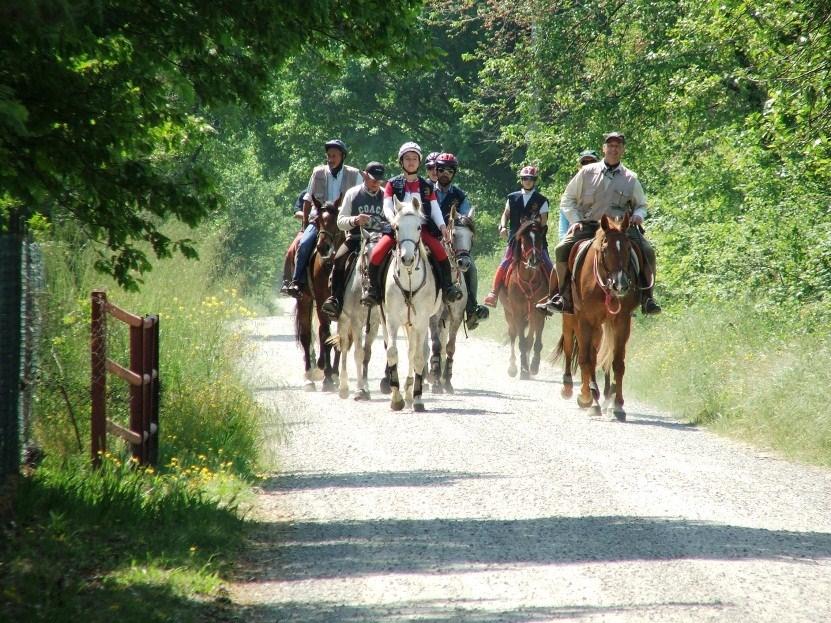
[570,214,640,420]
[499,219,549,379]
[294,205,343,391]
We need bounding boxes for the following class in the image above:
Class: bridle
[592,230,634,315]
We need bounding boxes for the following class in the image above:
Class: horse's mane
[319,201,338,215]
[454,215,475,234]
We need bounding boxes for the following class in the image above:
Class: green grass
[1,223,278,622]
[476,254,831,467]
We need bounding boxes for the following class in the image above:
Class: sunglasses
[520,176,537,181]
[436,166,455,173]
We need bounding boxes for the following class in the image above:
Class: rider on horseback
[284,139,361,298]
[321,161,387,319]
[425,151,441,187]
[559,150,599,239]
[483,165,553,308]
[536,132,661,316]
[361,141,464,306]
[279,188,312,294]
[432,152,489,329]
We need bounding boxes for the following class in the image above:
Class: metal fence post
[90,290,107,467]
[0,232,23,475]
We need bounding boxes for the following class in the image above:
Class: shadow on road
[236,599,726,623]
[261,469,501,492]
[241,515,831,582]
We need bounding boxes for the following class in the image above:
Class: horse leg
[338,327,350,399]
[412,329,428,412]
[519,320,531,380]
[612,317,631,421]
[318,317,336,392]
[386,326,404,411]
[561,317,574,399]
[530,318,543,376]
[297,298,316,391]
[429,315,442,389]
[507,315,518,377]
[443,319,458,394]
[576,319,597,411]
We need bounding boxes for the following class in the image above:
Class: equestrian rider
[320,161,388,319]
[284,139,361,298]
[361,141,464,306]
[280,187,312,294]
[483,165,553,308]
[537,131,661,315]
[432,152,489,329]
[559,150,599,239]
[425,151,441,186]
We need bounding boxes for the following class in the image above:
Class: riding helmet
[425,151,441,167]
[435,153,459,172]
[324,139,348,154]
[518,165,538,178]
[398,141,422,162]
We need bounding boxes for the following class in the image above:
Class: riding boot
[361,262,381,307]
[537,261,571,314]
[280,250,294,295]
[322,256,348,319]
[640,268,661,315]
[483,264,508,308]
[439,258,463,302]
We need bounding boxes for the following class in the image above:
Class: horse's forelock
[394,201,425,226]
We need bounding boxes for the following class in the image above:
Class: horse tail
[293,305,302,347]
[550,335,565,365]
[597,319,615,374]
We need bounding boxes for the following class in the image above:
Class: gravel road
[230,300,831,622]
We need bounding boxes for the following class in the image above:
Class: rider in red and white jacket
[361,142,463,306]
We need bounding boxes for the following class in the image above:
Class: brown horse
[499,219,549,379]
[294,206,343,391]
[570,214,640,420]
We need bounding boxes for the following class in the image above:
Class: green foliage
[0,0,431,289]
[1,456,247,623]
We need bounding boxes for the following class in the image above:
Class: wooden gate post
[90,290,107,467]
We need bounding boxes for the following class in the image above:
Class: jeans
[291,223,318,284]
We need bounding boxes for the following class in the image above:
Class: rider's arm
[336,187,356,231]
[538,200,549,227]
[560,170,583,224]
[382,183,397,223]
[499,201,510,236]
[631,178,647,223]
[302,171,316,227]
[429,198,444,231]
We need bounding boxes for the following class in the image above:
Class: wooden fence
[90,290,160,467]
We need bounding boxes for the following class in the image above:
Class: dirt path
[230,300,831,622]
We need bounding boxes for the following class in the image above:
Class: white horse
[383,196,442,412]
[331,232,383,401]
[428,213,473,394]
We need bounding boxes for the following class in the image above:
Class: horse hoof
[520,370,530,380]
[530,363,540,375]
[508,365,517,377]
[561,386,573,399]
[443,383,454,394]
[380,378,392,395]
[614,408,626,422]
[431,384,443,394]
[354,389,370,401]
[338,387,349,399]
[590,405,602,417]
[309,368,324,382]
[322,379,336,392]
[391,398,405,411]
[577,394,593,409]
[413,402,426,413]
[303,382,316,392]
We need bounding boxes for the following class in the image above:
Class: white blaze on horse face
[395,203,422,267]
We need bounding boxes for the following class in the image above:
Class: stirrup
[361,289,379,307]
[475,304,489,320]
[286,281,304,299]
[444,285,463,302]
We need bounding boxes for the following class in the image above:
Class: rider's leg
[322,240,355,318]
[463,258,488,327]
[628,227,661,314]
[287,223,318,297]
[483,250,512,307]
[361,234,395,306]
[280,232,302,294]
[421,231,463,302]
[537,234,578,314]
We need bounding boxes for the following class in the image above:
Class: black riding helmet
[324,139,348,155]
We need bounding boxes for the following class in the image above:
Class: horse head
[596,213,633,298]
[393,196,425,268]
[315,202,340,261]
[516,217,543,270]
[451,215,475,272]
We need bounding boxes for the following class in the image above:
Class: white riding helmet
[397,141,422,162]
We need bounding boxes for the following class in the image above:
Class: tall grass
[476,254,831,467]
[1,223,276,622]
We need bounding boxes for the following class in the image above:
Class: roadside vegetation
[0,226,274,622]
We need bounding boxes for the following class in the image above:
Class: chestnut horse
[499,219,548,379]
[571,214,640,420]
[294,205,343,391]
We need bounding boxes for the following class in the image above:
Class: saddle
[568,234,644,309]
